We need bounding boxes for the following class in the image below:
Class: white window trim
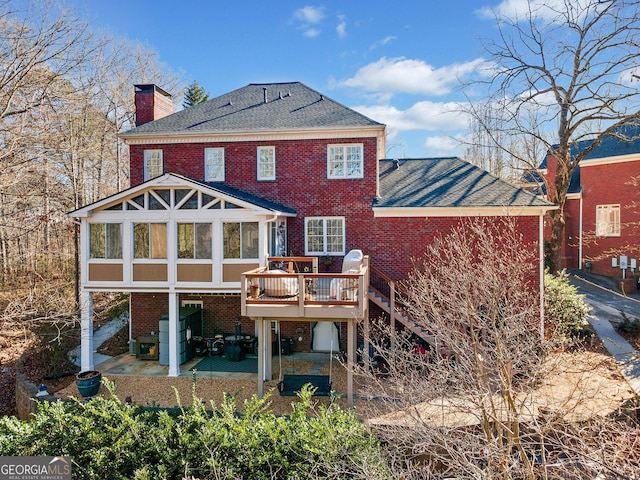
[327,144,363,179]
[144,149,163,181]
[595,204,621,237]
[257,146,276,181]
[304,217,346,256]
[204,147,225,182]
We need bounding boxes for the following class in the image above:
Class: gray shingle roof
[184,176,297,215]
[375,158,553,209]
[122,82,382,136]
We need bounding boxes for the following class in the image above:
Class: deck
[240,256,369,321]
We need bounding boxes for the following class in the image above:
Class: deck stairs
[368,266,434,346]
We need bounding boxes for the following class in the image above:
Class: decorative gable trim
[67,173,296,218]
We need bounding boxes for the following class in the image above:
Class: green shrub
[615,311,640,335]
[0,381,390,480]
[544,269,591,340]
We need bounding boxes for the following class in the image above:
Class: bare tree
[0,0,182,290]
[356,218,640,479]
[468,0,640,273]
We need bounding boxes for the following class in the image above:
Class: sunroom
[67,173,295,377]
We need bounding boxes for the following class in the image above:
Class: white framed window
[327,144,363,179]
[305,217,345,256]
[223,222,259,259]
[257,146,275,181]
[204,148,225,181]
[89,223,122,259]
[177,223,212,259]
[144,150,163,181]
[596,204,620,237]
[133,223,167,259]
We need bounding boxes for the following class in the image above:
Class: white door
[312,322,339,352]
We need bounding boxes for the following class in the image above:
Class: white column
[264,320,272,381]
[168,291,180,376]
[80,290,94,372]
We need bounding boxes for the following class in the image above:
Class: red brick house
[535,123,640,288]
[68,82,554,402]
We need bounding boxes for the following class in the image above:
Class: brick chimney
[134,84,173,126]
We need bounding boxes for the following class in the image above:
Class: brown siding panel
[133,264,168,282]
[88,263,123,282]
[223,263,259,283]
[177,264,213,282]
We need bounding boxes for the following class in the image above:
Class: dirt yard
[50,346,637,421]
[2,315,638,421]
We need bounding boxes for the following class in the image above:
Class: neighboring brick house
[68,82,554,392]
[534,123,640,287]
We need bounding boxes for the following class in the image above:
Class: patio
[54,351,373,417]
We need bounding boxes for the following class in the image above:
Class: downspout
[578,189,583,269]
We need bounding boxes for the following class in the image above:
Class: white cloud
[340,57,486,97]
[304,28,321,38]
[423,135,465,157]
[370,35,397,51]
[476,0,596,22]
[352,100,469,134]
[294,6,325,24]
[336,15,346,38]
[293,6,325,37]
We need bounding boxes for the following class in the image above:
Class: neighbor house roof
[533,122,640,196]
[374,158,554,215]
[121,82,383,137]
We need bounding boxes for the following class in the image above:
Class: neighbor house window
[223,222,259,259]
[596,204,620,237]
[144,150,163,180]
[204,148,224,181]
[133,223,167,258]
[327,144,363,179]
[305,217,345,255]
[89,223,122,259]
[257,146,275,180]
[177,223,212,259]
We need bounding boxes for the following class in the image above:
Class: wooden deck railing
[240,256,369,319]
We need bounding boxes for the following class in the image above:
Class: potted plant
[75,370,101,397]
[250,280,260,298]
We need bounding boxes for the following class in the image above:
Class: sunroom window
[89,223,122,259]
[177,223,212,259]
[133,223,167,259]
[223,222,259,259]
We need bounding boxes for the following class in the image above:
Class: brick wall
[130,293,168,338]
[580,159,640,276]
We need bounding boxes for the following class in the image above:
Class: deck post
[257,317,264,397]
[347,320,355,407]
[80,290,94,372]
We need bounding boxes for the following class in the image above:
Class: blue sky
[62,0,525,158]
